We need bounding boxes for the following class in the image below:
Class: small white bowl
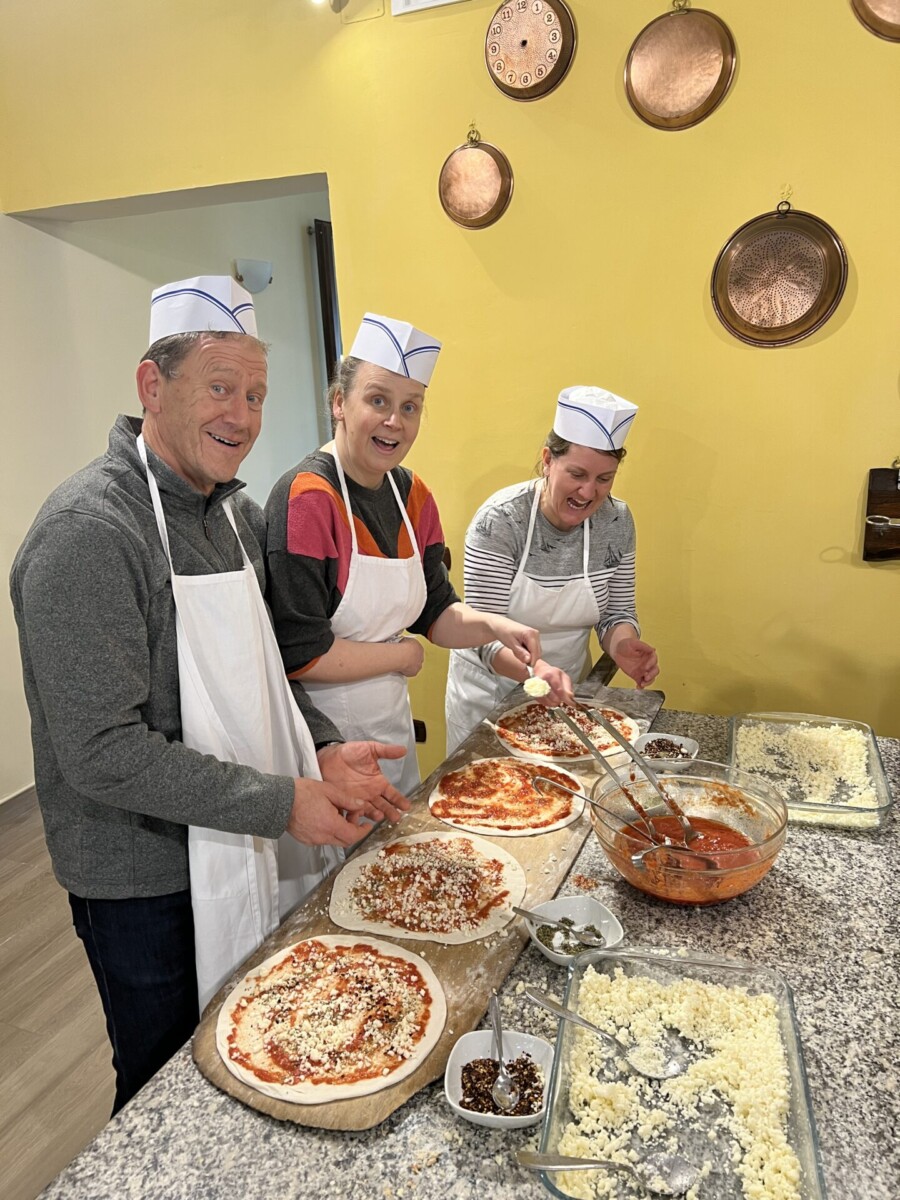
[633,732,700,774]
[524,895,624,966]
[444,1028,554,1129]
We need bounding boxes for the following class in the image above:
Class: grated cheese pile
[734,721,876,811]
[555,966,802,1200]
[347,837,507,934]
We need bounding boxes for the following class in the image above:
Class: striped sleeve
[595,550,640,640]
[462,501,524,670]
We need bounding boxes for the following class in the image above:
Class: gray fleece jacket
[9,415,340,899]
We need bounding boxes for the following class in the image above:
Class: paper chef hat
[553,386,638,452]
[149,276,257,344]
[348,313,441,387]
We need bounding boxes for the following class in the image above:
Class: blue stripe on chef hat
[556,398,636,451]
[150,286,251,333]
[362,316,410,376]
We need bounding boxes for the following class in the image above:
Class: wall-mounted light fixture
[233,259,273,294]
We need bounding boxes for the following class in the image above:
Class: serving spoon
[512,904,606,948]
[517,1150,700,1197]
[488,995,519,1112]
[577,705,704,849]
[524,987,687,1080]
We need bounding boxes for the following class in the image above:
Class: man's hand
[317,741,411,823]
[285,779,373,848]
[612,638,659,689]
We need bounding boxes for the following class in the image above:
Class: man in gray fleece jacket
[10,296,409,1114]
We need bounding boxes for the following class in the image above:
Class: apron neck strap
[330,446,420,562]
[136,432,251,570]
[518,479,591,581]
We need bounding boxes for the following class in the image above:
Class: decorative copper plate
[438,132,513,230]
[711,202,848,348]
[850,0,900,40]
[625,4,736,131]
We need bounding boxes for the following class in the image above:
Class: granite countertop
[41,710,899,1200]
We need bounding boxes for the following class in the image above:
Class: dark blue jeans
[69,889,199,1115]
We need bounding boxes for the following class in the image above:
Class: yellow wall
[2,1,898,776]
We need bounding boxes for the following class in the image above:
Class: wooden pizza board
[192,683,664,1130]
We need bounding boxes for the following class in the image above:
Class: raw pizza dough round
[216,934,447,1104]
[491,701,639,764]
[329,830,527,943]
[428,757,585,836]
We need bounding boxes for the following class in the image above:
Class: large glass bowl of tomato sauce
[589,760,788,905]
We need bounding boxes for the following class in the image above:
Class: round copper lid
[850,0,900,41]
[711,203,848,348]
[625,3,736,131]
[438,131,514,230]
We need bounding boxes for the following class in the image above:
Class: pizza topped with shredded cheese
[494,701,639,761]
[329,832,527,944]
[429,757,585,835]
[216,935,446,1103]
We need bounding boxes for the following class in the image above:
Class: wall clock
[484,0,577,101]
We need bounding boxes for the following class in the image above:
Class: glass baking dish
[727,711,892,830]
[538,947,827,1200]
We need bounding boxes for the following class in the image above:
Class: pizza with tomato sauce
[429,757,585,836]
[329,831,526,944]
[216,935,446,1103]
[493,701,639,762]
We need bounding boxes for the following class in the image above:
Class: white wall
[0,187,331,800]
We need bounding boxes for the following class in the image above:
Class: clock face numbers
[485,0,576,101]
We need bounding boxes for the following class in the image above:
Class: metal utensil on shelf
[517,1150,700,1197]
[524,987,687,1080]
[866,514,900,529]
[512,904,606,949]
[576,705,704,848]
[488,995,519,1112]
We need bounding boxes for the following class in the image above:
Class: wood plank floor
[0,791,114,1200]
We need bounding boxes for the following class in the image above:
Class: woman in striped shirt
[445,386,659,753]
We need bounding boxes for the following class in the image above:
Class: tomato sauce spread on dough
[225,939,433,1088]
[496,702,634,758]
[433,759,578,831]
[348,837,510,933]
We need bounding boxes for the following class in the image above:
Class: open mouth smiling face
[540,444,620,531]
[138,334,268,496]
[334,363,425,488]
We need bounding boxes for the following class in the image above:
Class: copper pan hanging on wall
[850,0,900,41]
[438,126,514,230]
[711,201,848,348]
[624,1,736,131]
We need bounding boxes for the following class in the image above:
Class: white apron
[138,436,339,1010]
[445,480,601,752]
[302,448,427,795]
